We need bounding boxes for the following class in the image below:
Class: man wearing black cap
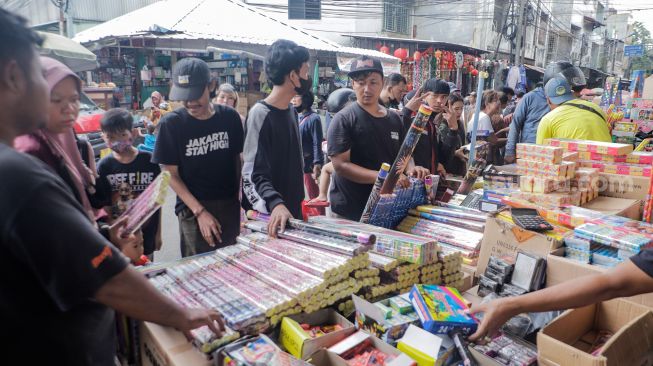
[242,39,308,236]
[327,56,428,221]
[153,57,244,256]
[401,78,463,176]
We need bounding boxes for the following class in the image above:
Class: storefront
[73,0,397,112]
[346,35,489,96]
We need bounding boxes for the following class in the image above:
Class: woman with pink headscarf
[15,57,96,220]
[15,57,139,250]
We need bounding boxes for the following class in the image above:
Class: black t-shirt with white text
[152,104,244,213]
[97,151,161,254]
[0,143,127,365]
[327,103,405,220]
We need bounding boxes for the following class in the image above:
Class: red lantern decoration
[471,68,479,77]
[393,48,408,60]
[414,51,422,62]
[380,46,390,54]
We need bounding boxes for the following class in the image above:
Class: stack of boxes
[563,215,653,267]
[545,138,648,178]
[511,143,599,207]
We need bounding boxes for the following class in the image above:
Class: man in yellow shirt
[536,75,611,144]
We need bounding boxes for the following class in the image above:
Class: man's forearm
[95,266,186,329]
[504,261,650,315]
[333,161,378,184]
[168,171,202,213]
[505,123,519,157]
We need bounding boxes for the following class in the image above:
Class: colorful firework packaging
[247,210,376,245]
[360,163,391,224]
[380,104,433,195]
[119,171,170,235]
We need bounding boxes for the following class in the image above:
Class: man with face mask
[153,57,244,257]
[242,39,307,236]
[379,73,407,109]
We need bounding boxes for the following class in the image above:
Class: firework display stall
[347,35,489,95]
[123,77,653,366]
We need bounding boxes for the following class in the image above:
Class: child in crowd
[311,162,334,203]
[137,119,158,153]
[97,108,162,264]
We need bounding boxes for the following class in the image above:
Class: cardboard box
[409,285,477,335]
[546,249,653,308]
[597,172,651,200]
[280,309,356,360]
[140,321,210,366]
[352,295,419,346]
[396,325,455,366]
[311,330,415,366]
[581,196,642,220]
[477,213,566,274]
[538,299,653,366]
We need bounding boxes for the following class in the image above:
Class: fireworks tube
[360,163,391,223]
[120,171,170,235]
[412,206,486,222]
[244,221,365,256]
[380,104,433,194]
[247,210,376,245]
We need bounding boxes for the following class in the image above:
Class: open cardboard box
[538,298,653,366]
[140,321,210,366]
[352,294,419,346]
[581,196,642,220]
[279,308,356,360]
[477,212,567,274]
[309,330,416,366]
[547,248,653,308]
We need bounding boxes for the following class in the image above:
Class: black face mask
[294,75,312,95]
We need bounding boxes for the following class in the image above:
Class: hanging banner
[336,54,400,75]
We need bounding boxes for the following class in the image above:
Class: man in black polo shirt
[0,9,223,365]
[469,248,653,342]
[327,56,428,221]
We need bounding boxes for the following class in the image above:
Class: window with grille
[288,0,321,20]
[538,14,548,45]
[546,32,558,64]
[383,0,409,34]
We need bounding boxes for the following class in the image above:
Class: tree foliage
[629,21,653,71]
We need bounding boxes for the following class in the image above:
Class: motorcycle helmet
[326,88,355,114]
[543,61,586,91]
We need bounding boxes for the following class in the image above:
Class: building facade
[5,0,158,36]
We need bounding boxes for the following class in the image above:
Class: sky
[613,0,653,35]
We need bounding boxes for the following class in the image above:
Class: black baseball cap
[170,57,210,101]
[348,56,384,78]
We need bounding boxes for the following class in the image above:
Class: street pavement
[152,187,181,263]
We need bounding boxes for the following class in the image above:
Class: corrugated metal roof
[73,0,397,61]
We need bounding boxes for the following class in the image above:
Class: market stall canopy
[38,31,98,72]
[345,35,489,56]
[73,0,397,62]
[523,64,545,74]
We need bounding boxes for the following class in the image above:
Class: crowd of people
[1,6,649,365]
